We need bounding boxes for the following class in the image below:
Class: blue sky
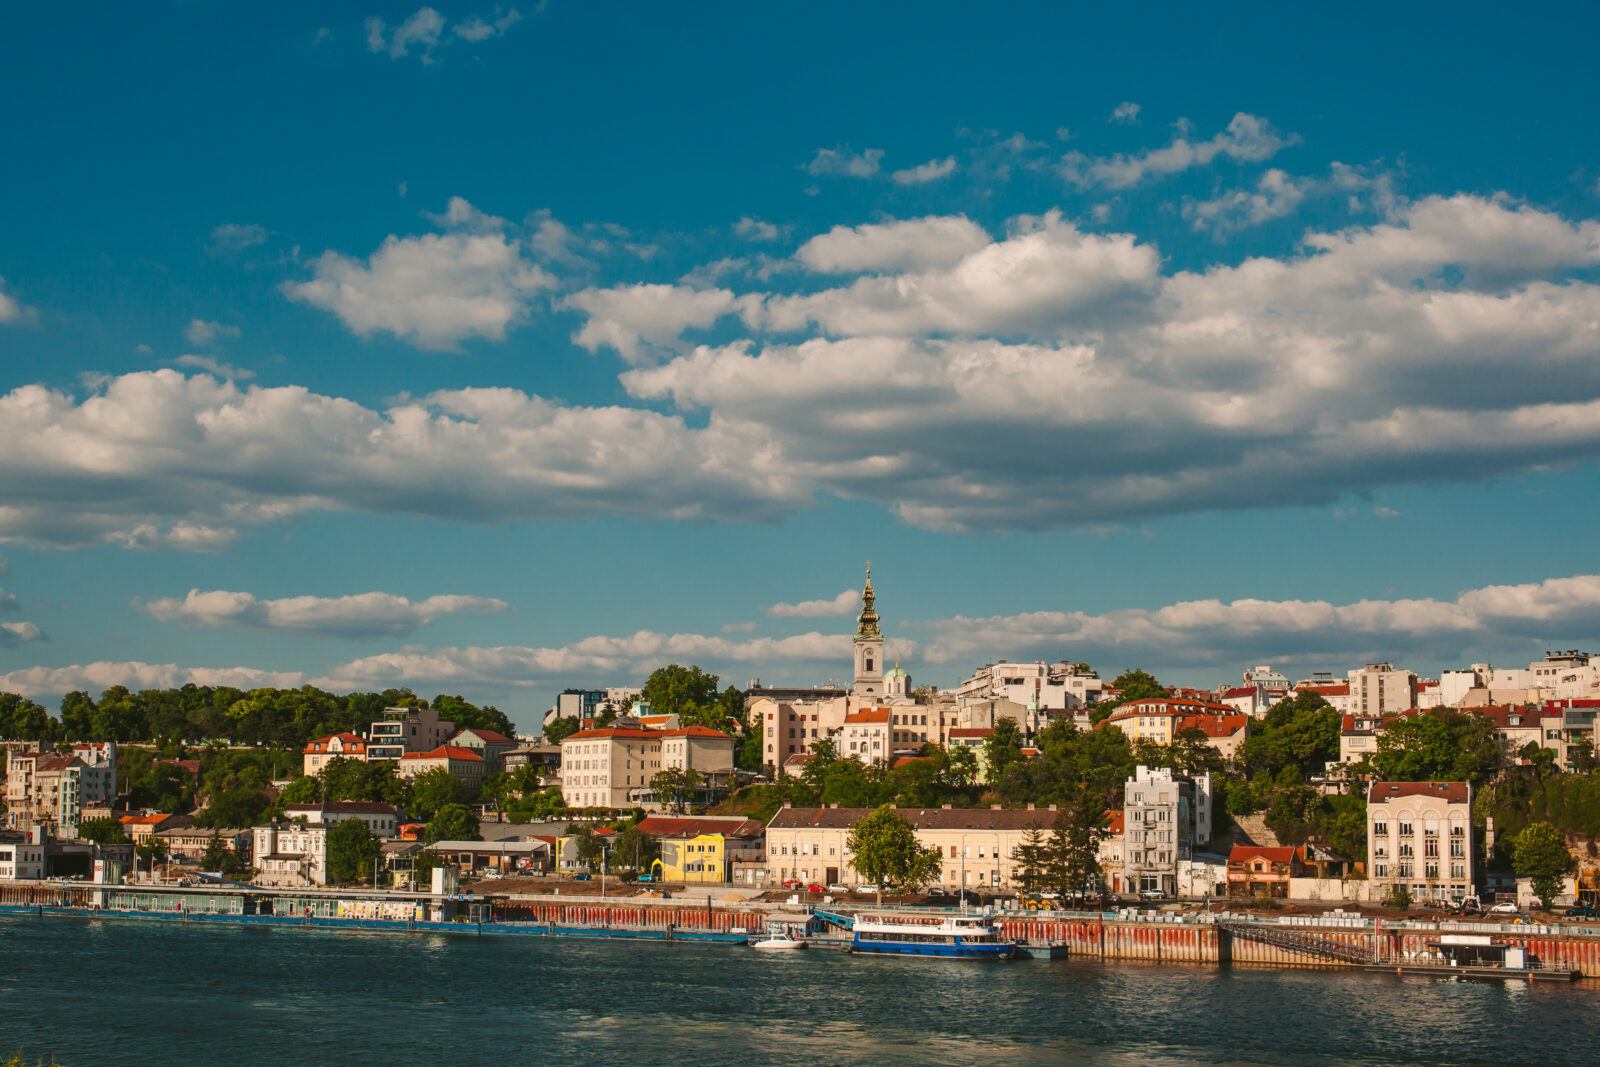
[3,2,1600,731]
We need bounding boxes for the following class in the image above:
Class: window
[1372,821,1387,837]
[1398,821,1413,837]
[1450,839,1464,858]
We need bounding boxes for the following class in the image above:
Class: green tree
[641,664,722,724]
[650,767,702,814]
[983,718,1025,783]
[77,816,128,844]
[135,838,170,878]
[1046,795,1105,899]
[424,803,481,845]
[570,824,604,869]
[194,782,270,829]
[545,716,581,744]
[1512,821,1577,909]
[611,824,660,874]
[409,767,467,822]
[200,830,246,877]
[845,805,942,900]
[1014,823,1049,894]
[327,817,383,884]
[1384,883,1413,910]
[1570,744,1600,775]
[1369,711,1500,785]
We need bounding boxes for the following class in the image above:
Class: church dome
[885,665,909,679]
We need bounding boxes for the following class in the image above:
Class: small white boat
[750,930,808,951]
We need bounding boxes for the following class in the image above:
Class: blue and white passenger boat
[849,912,1017,960]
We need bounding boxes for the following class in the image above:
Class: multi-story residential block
[945,660,1103,713]
[1348,663,1419,715]
[449,728,518,773]
[1338,712,1385,765]
[658,726,736,786]
[367,706,456,762]
[396,745,485,790]
[1104,698,1233,746]
[1293,681,1350,713]
[1366,780,1473,904]
[281,801,401,837]
[1242,665,1292,698]
[68,742,117,805]
[1122,766,1212,897]
[302,732,369,776]
[547,687,644,727]
[154,825,252,865]
[0,828,46,880]
[839,708,892,763]
[9,754,88,837]
[559,727,664,809]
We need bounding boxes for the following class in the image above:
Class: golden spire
[856,561,880,637]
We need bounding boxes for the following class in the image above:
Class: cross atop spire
[857,562,880,637]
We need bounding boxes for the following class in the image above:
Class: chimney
[941,803,953,810]
[991,804,1002,810]
[829,803,838,809]
[1048,804,1057,811]
[1026,803,1035,811]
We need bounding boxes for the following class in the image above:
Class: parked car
[856,883,882,893]
[1139,889,1168,901]
[806,883,824,893]
[827,882,852,893]
[781,878,803,889]
[636,874,653,883]
[1488,901,1520,915]
[571,873,591,882]
[1564,905,1597,918]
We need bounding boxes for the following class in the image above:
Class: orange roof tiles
[843,708,891,725]
[399,744,483,761]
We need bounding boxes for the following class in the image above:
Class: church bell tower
[852,563,884,698]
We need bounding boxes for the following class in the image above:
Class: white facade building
[1348,663,1418,716]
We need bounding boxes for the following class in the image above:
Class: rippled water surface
[1,915,1594,1065]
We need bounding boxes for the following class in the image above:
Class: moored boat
[850,912,1017,960]
[750,930,808,951]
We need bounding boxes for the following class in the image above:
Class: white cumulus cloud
[891,157,957,185]
[0,277,35,325]
[794,215,992,274]
[184,319,240,346]
[807,147,885,179]
[765,589,861,618]
[140,588,510,638]
[1061,112,1297,189]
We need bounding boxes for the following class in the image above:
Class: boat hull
[851,936,1016,960]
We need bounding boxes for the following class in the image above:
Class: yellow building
[659,833,728,883]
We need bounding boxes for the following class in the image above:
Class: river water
[0,915,1591,1066]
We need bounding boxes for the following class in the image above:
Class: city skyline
[4,3,1600,729]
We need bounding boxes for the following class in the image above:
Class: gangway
[811,908,855,930]
[1216,920,1370,964]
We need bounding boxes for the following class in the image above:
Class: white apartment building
[253,822,329,887]
[281,801,400,838]
[1241,665,1291,696]
[1366,781,1473,904]
[560,727,665,809]
[1348,663,1418,716]
[0,829,46,880]
[658,726,737,786]
[69,742,117,805]
[1122,766,1212,897]
[946,660,1103,712]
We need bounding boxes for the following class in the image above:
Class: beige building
[396,745,486,790]
[367,705,456,762]
[1104,698,1233,746]
[945,660,1104,713]
[1177,714,1250,763]
[7,753,87,837]
[1366,781,1473,903]
[302,732,369,776]
[560,727,664,809]
[1349,663,1419,716]
[658,726,736,784]
[155,825,251,865]
[765,805,1072,892]
[840,708,892,763]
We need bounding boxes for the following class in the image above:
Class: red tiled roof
[843,708,891,725]
[1105,810,1125,836]
[782,752,814,767]
[454,728,514,744]
[1367,781,1470,804]
[120,814,169,826]
[1220,687,1257,700]
[400,745,483,762]
[659,726,732,740]
[948,728,994,739]
[1299,684,1350,696]
[1176,714,1249,738]
[303,733,368,754]
[1229,845,1296,865]
[892,756,932,769]
[635,816,764,839]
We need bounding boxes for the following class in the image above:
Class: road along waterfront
[2,913,1595,1067]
